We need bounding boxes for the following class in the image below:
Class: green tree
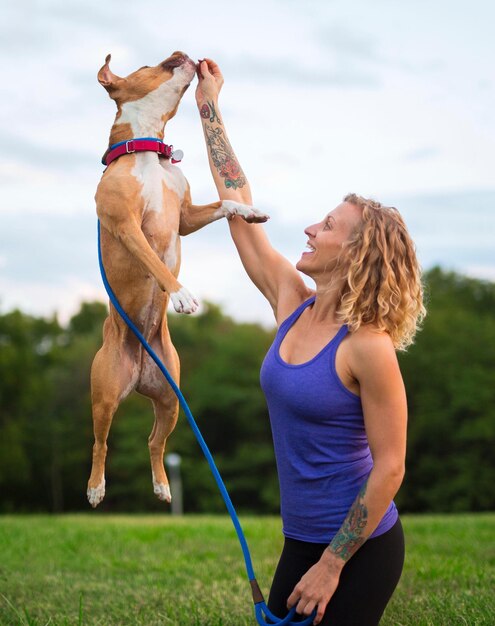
[0,309,61,510]
[397,267,495,512]
[1,268,494,514]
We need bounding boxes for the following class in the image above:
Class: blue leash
[97,220,315,626]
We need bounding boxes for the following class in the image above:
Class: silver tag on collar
[171,149,183,161]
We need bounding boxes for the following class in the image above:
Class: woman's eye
[323,221,332,230]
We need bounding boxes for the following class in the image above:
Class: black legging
[267,517,405,626]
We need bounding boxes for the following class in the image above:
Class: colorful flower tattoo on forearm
[326,478,369,562]
[203,123,246,190]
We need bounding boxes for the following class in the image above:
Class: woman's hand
[286,551,344,625]
[195,58,224,107]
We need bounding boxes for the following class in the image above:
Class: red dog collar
[102,138,183,166]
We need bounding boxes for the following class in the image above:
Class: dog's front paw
[170,287,199,314]
[221,200,269,223]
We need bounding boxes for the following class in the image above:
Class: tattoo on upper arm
[204,125,246,190]
[327,478,369,562]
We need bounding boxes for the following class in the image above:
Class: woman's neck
[310,275,346,324]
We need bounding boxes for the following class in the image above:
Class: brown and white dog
[88,51,266,507]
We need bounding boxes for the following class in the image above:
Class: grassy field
[0,513,493,625]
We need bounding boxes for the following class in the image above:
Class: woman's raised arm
[195,59,310,321]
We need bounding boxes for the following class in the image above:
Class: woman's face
[296,201,362,278]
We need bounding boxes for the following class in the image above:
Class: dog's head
[98,51,197,127]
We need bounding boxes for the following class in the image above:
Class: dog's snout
[161,51,192,71]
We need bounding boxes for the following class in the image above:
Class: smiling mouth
[302,242,315,255]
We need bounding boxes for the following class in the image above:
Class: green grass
[0,514,493,625]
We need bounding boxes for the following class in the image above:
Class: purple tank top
[260,296,398,543]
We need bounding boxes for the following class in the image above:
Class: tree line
[0,267,494,514]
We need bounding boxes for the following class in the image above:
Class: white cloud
[0,275,106,325]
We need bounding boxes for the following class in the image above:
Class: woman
[195,59,425,626]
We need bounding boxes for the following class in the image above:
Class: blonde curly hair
[336,193,426,351]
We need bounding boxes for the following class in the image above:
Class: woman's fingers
[203,57,220,70]
[297,599,316,616]
[197,59,211,79]
[203,57,223,80]
[313,604,325,625]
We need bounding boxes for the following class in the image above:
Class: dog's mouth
[161,51,194,71]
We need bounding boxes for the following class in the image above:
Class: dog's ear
[98,54,123,91]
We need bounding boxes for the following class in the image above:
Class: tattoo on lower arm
[327,479,369,562]
[204,124,246,190]
[200,101,222,124]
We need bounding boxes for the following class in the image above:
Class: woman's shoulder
[344,324,403,389]
[345,323,396,359]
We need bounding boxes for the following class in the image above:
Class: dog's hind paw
[220,200,269,223]
[170,287,199,314]
[153,481,172,503]
[87,479,106,508]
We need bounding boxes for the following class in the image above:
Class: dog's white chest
[131,153,183,272]
[160,160,188,200]
[132,153,187,213]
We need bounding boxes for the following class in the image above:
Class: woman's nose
[304,224,317,237]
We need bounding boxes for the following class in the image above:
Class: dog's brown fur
[87,51,227,507]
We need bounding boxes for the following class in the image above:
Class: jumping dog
[88,51,266,507]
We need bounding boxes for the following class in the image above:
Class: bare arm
[327,330,406,558]
[287,329,407,623]
[195,59,309,320]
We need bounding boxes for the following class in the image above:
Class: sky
[1,0,494,326]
